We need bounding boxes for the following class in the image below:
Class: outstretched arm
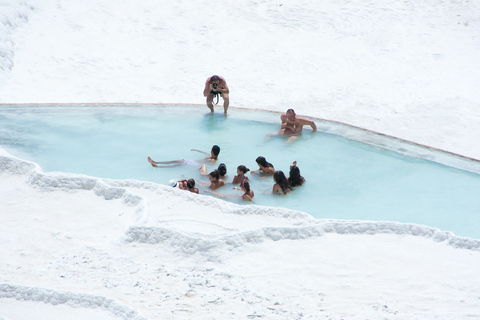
[298,117,317,131]
[191,148,209,155]
[199,164,209,175]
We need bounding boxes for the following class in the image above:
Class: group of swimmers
[147,107,316,201]
[148,146,306,202]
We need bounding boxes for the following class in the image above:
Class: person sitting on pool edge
[266,108,317,143]
[148,145,220,167]
[203,75,230,113]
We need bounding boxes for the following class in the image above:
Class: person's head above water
[211,145,220,156]
[289,165,301,178]
[274,170,288,184]
[288,164,304,187]
[256,156,273,168]
[217,163,227,176]
[286,108,296,120]
[209,170,220,181]
[186,178,195,189]
[237,165,250,174]
[274,170,291,194]
[241,179,251,192]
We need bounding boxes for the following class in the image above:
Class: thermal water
[1,104,479,239]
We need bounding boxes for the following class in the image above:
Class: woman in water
[251,156,275,175]
[200,163,227,178]
[232,165,250,184]
[288,161,305,187]
[233,179,254,202]
[273,170,292,194]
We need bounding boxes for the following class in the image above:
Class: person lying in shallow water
[148,145,220,167]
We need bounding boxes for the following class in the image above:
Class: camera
[213,83,218,89]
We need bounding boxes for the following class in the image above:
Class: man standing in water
[267,109,317,143]
[203,75,229,113]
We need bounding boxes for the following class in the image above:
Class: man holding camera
[203,75,229,113]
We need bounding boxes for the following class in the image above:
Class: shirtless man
[280,109,317,134]
[208,170,226,190]
[203,75,229,113]
[267,109,317,143]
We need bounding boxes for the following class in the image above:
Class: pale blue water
[1,104,480,239]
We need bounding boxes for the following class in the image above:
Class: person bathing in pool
[288,161,306,187]
[208,170,226,191]
[200,163,227,178]
[273,170,292,194]
[251,156,275,175]
[232,165,250,184]
[266,109,317,143]
[234,179,254,201]
[169,178,199,194]
[148,145,220,167]
[209,179,254,202]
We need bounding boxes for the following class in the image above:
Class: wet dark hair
[209,170,220,180]
[211,145,220,156]
[241,179,251,192]
[288,165,304,187]
[286,108,295,115]
[256,156,273,168]
[217,163,227,176]
[186,179,195,189]
[211,75,220,82]
[237,165,250,174]
[274,170,291,194]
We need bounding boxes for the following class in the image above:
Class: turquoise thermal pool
[1,104,480,239]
